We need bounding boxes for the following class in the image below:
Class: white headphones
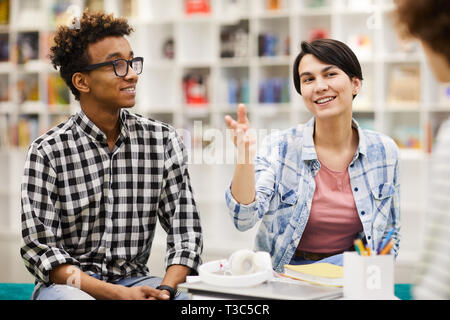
[198,249,273,287]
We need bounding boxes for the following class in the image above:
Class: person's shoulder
[125,110,174,134]
[361,128,399,159]
[437,116,450,137]
[30,116,75,155]
[263,124,308,146]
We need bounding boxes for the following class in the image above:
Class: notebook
[282,263,344,287]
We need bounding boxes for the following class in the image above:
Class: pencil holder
[343,252,395,299]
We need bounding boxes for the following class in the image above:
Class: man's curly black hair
[49,10,134,101]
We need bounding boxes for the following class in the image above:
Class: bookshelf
[0,0,449,280]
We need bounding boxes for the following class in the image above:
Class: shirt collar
[301,116,368,161]
[74,108,129,144]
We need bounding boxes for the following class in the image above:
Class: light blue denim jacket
[225,117,400,273]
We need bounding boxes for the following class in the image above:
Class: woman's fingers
[237,103,247,124]
[224,115,237,130]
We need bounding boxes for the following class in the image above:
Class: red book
[185,0,211,14]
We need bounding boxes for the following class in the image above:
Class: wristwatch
[156,284,176,300]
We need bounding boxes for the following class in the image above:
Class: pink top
[297,162,363,253]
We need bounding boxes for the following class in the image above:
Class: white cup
[343,252,396,299]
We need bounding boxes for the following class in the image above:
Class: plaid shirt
[226,117,400,273]
[21,109,203,284]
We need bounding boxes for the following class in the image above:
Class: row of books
[0,31,55,65]
[258,33,290,57]
[0,74,69,106]
[0,115,39,148]
[0,114,69,148]
[258,78,290,104]
[220,77,250,105]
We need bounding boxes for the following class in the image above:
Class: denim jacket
[225,117,400,273]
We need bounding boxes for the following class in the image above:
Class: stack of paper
[282,263,344,287]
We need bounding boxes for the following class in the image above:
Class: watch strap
[156,284,176,300]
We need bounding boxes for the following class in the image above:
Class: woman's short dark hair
[293,39,363,96]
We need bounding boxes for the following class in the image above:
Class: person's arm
[49,265,169,300]
[225,104,256,204]
[224,104,279,232]
[157,264,191,298]
[157,128,203,289]
[21,145,81,284]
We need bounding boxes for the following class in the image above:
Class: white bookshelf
[0,0,449,281]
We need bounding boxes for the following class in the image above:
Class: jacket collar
[301,116,368,162]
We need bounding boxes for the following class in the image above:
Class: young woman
[224,39,400,272]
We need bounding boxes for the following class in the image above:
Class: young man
[20,11,203,300]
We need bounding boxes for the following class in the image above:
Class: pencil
[379,240,394,255]
[354,239,367,256]
[377,227,395,254]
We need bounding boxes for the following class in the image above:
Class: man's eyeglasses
[81,57,144,77]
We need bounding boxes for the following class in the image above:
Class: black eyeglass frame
[80,57,144,77]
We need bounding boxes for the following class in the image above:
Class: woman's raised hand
[224,103,256,164]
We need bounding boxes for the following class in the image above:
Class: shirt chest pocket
[279,185,298,205]
[278,166,303,206]
[370,182,395,219]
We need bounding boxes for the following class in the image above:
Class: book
[182,73,209,106]
[0,0,10,25]
[387,65,420,104]
[258,78,290,103]
[47,74,70,107]
[17,32,39,64]
[308,28,329,42]
[220,20,249,59]
[282,263,344,287]
[17,73,39,103]
[185,0,211,14]
[0,75,9,101]
[0,33,8,62]
[267,0,282,11]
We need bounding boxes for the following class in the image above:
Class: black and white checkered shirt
[20,109,203,284]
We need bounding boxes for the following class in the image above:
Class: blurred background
[0,0,449,284]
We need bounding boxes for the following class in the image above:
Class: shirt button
[361,211,366,215]
[350,164,354,168]
[367,236,371,240]
[354,187,359,192]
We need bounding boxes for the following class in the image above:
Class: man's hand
[114,285,170,300]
